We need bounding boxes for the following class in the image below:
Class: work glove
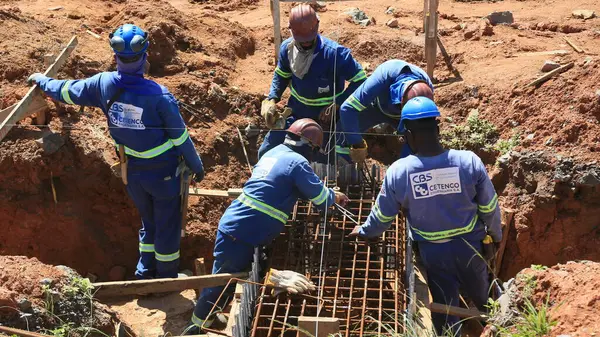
[348,225,363,237]
[261,99,277,129]
[27,73,45,85]
[272,106,293,130]
[349,139,368,167]
[319,103,338,125]
[265,268,316,295]
[334,190,349,207]
[192,171,204,184]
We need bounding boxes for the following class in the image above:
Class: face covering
[116,53,147,76]
[287,39,317,80]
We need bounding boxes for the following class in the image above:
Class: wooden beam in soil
[424,0,439,79]
[0,36,78,142]
[92,272,248,299]
[270,0,282,62]
[495,210,515,276]
[564,37,584,53]
[0,326,52,337]
[428,302,488,321]
[189,188,243,198]
[527,62,574,87]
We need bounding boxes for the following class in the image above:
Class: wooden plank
[194,257,207,298]
[0,326,51,337]
[424,0,439,79]
[564,37,584,53]
[297,317,340,337]
[527,62,574,87]
[0,36,78,142]
[495,210,515,275]
[413,260,433,337]
[92,272,248,298]
[181,174,192,238]
[429,303,488,321]
[271,0,282,62]
[189,188,243,198]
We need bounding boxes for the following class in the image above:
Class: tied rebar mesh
[233,247,264,337]
[249,164,408,337]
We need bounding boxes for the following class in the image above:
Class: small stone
[480,19,494,36]
[40,278,53,286]
[67,11,84,19]
[108,265,126,281]
[541,60,560,72]
[453,23,463,31]
[35,130,65,155]
[209,70,216,76]
[16,298,32,311]
[545,137,553,145]
[572,9,595,20]
[245,124,260,138]
[386,18,399,28]
[526,133,535,140]
[486,11,514,25]
[579,171,600,185]
[385,6,396,15]
[583,57,593,68]
[595,89,600,98]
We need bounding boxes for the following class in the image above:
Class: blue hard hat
[109,24,149,57]
[397,97,440,133]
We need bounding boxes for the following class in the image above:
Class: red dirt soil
[515,261,600,336]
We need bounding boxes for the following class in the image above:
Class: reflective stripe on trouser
[411,215,478,241]
[115,129,191,159]
[127,174,183,279]
[237,193,289,224]
[193,231,254,322]
[418,239,489,335]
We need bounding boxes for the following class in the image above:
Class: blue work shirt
[340,59,433,145]
[358,150,502,243]
[36,72,203,179]
[218,144,336,246]
[268,35,366,119]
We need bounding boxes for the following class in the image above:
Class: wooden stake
[527,62,574,87]
[0,326,51,337]
[437,35,462,80]
[564,37,584,54]
[424,0,439,79]
[194,257,207,297]
[297,317,340,337]
[0,36,78,142]
[495,210,515,275]
[271,0,282,62]
[237,127,253,175]
[92,272,248,298]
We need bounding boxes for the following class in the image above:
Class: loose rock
[385,7,395,15]
[541,60,560,72]
[480,19,494,36]
[16,298,32,311]
[386,18,399,28]
[245,124,260,138]
[345,8,370,25]
[35,130,65,155]
[486,11,514,25]
[67,11,84,19]
[572,9,595,20]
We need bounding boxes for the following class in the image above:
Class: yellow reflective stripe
[289,86,343,107]
[372,203,395,223]
[348,70,367,82]
[478,194,498,213]
[139,243,155,253]
[172,129,190,146]
[155,250,180,262]
[275,67,292,79]
[336,145,350,154]
[117,141,174,159]
[347,96,367,112]
[310,186,329,206]
[238,193,289,224]
[61,81,75,105]
[192,313,213,328]
[412,215,478,241]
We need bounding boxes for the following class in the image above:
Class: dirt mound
[512,262,600,336]
[493,151,600,277]
[0,256,129,336]
[192,0,261,12]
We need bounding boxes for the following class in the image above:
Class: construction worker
[184,118,349,334]
[349,97,501,335]
[259,4,367,159]
[27,24,204,279]
[337,59,434,164]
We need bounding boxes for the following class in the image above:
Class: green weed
[494,131,520,156]
[530,264,548,271]
[498,294,557,337]
[441,111,499,152]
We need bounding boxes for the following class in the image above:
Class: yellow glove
[261,99,277,129]
[273,107,293,130]
[349,139,368,166]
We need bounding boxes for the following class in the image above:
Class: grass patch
[498,294,557,337]
[441,110,499,152]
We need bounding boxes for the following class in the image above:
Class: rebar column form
[250,170,406,337]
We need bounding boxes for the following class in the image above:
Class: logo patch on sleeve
[409,167,461,199]
[108,101,145,130]
[252,157,278,179]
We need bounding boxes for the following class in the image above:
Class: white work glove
[334,190,349,207]
[261,99,277,129]
[27,73,45,85]
[266,269,316,294]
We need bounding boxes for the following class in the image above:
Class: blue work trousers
[126,172,183,279]
[192,230,255,325]
[418,239,490,336]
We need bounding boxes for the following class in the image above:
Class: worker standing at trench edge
[349,97,502,335]
[27,24,204,279]
[183,118,349,335]
[259,4,367,159]
[337,59,434,165]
